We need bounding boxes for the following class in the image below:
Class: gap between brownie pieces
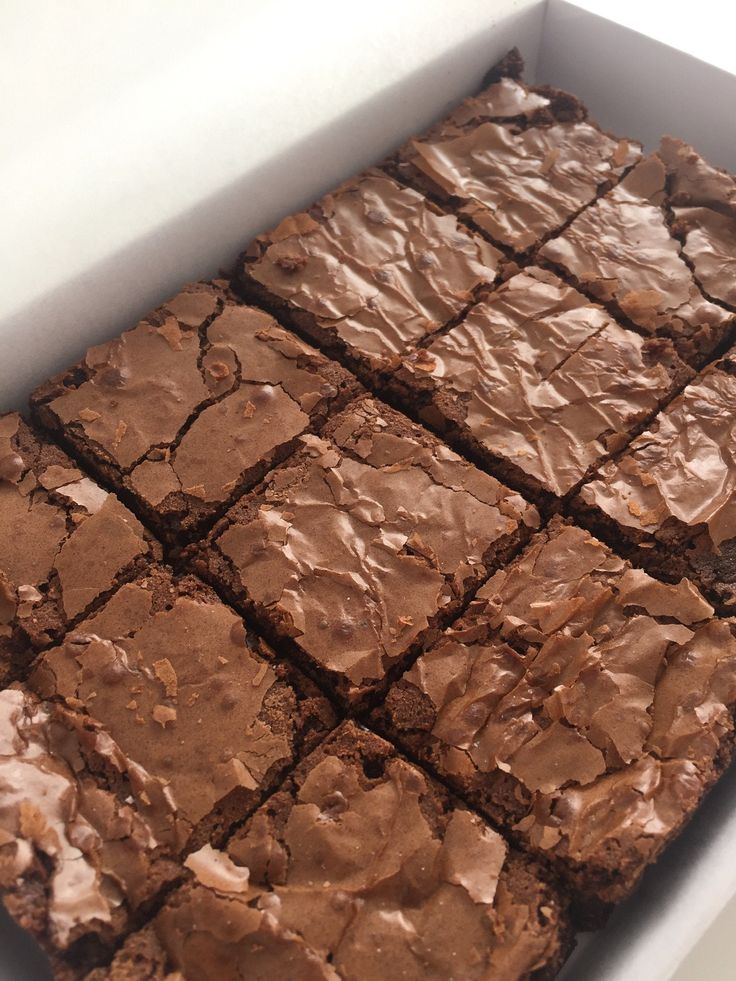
[566,491,736,618]
[379,140,644,266]
[1,550,157,689]
[534,253,736,372]
[660,172,736,318]
[184,508,547,714]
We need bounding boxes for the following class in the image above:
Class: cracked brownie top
[30,281,358,541]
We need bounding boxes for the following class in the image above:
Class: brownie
[192,395,539,706]
[0,685,182,976]
[573,347,736,613]
[28,565,336,854]
[91,722,571,981]
[539,139,735,366]
[385,51,640,255]
[0,412,160,683]
[235,170,502,383]
[374,517,736,921]
[390,267,691,505]
[30,281,359,545]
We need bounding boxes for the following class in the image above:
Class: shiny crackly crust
[236,171,502,379]
[375,517,736,917]
[90,722,573,981]
[573,350,736,612]
[193,396,539,705]
[390,266,691,504]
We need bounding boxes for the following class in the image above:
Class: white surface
[2,2,736,979]
[0,0,544,412]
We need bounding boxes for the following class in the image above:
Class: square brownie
[0,412,160,684]
[235,171,502,382]
[385,51,640,255]
[539,139,735,366]
[0,685,181,976]
[28,565,336,854]
[193,396,539,706]
[374,517,736,921]
[573,348,736,613]
[391,267,691,505]
[30,281,359,546]
[91,722,571,981]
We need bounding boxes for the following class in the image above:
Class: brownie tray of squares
[3,46,736,981]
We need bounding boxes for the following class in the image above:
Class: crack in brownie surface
[30,281,358,543]
[237,172,502,378]
[392,266,690,502]
[375,518,736,916]
[539,140,735,365]
[91,723,570,981]
[0,413,159,683]
[195,396,539,705]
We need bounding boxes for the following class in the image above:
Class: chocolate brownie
[573,347,736,612]
[192,396,539,706]
[0,685,181,976]
[374,518,736,921]
[539,140,735,366]
[30,281,359,545]
[385,51,640,255]
[235,171,502,382]
[91,722,571,981]
[0,412,160,684]
[28,565,336,854]
[391,267,691,505]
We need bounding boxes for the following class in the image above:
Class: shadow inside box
[0,3,543,413]
[0,904,52,981]
[559,755,736,981]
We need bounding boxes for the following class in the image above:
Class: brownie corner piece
[384,49,639,257]
[0,411,160,682]
[374,514,736,918]
[29,279,359,545]
[539,140,736,366]
[193,394,539,706]
[235,170,502,382]
[27,563,336,856]
[389,264,692,505]
[97,720,572,981]
[0,684,182,975]
[572,350,736,612]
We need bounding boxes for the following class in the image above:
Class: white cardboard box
[1,2,735,978]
